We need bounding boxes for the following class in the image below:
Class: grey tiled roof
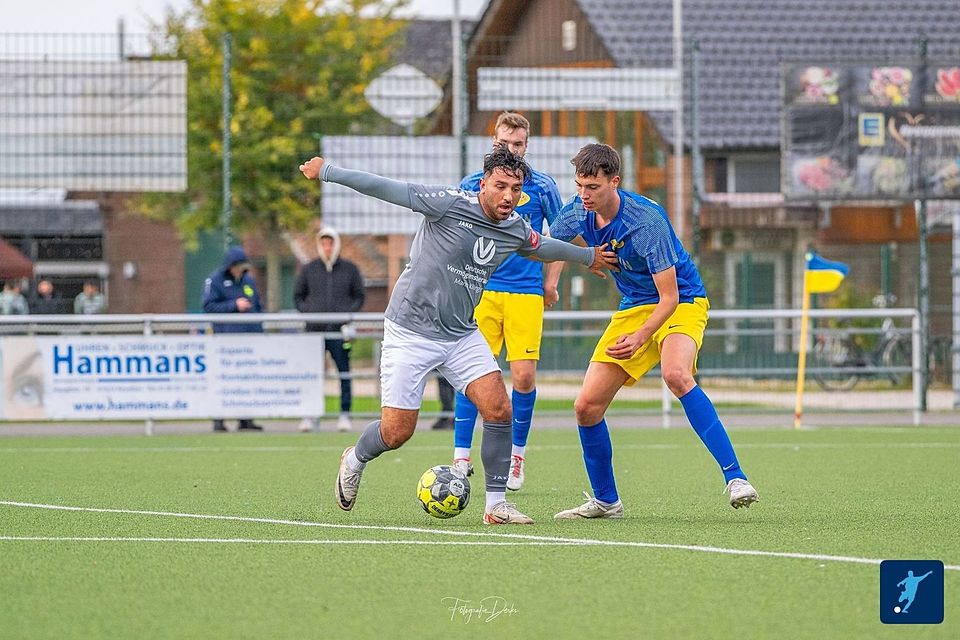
[577,0,960,150]
[396,19,476,82]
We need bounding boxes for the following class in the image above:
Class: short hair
[494,111,530,136]
[571,143,621,178]
[483,146,531,183]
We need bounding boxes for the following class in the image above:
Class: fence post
[691,38,702,265]
[954,205,960,409]
[917,198,930,414]
[671,0,685,239]
[912,310,922,426]
[221,32,233,249]
[144,318,154,436]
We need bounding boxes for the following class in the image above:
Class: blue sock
[511,388,536,447]
[578,419,619,504]
[679,385,747,483]
[453,391,479,449]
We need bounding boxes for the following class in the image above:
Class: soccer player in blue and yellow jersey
[451,112,563,492]
[550,144,760,519]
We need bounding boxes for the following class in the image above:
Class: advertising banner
[0,334,325,420]
[784,62,960,200]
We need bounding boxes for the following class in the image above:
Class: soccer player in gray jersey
[300,147,618,524]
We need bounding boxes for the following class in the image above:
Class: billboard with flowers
[784,62,960,200]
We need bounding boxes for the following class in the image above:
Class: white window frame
[726,153,781,194]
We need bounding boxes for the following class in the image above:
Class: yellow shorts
[475,290,544,361]
[591,297,710,386]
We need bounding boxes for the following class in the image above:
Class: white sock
[454,447,471,461]
[345,448,365,472]
[511,445,525,459]
[485,491,506,511]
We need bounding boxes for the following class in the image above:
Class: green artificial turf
[1,426,957,639]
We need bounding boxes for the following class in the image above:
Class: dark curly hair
[483,145,530,183]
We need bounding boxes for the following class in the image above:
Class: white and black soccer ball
[416,464,471,519]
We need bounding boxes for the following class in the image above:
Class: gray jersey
[320,164,594,340]
[389,184,541,339]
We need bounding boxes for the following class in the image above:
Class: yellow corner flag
[795,252,849,429]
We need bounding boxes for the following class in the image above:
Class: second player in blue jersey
[451,112,564,492]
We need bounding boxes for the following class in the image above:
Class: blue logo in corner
[880,560,944,624]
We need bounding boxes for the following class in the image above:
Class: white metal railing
[0,307,925,429]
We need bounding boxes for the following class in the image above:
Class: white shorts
[379,318,500,410]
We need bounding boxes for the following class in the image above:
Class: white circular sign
[364,64,442,127]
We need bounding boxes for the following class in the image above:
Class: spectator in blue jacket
[202,245,264,432]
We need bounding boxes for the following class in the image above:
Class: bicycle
[928,335,954,385]
[811,298,911,391]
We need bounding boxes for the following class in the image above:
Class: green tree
[146,0,406,310]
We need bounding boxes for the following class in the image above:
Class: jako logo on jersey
[458,220,473,229]
[473,237,496,265]
[517,191,530,207]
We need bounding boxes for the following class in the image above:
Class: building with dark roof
[576,0,960,150]
[449,0,958,336]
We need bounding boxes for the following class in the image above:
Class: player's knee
[574,395,604,425]
[480,403,512,424]
[511,371,535,393]
[473,388,512,423]
[662,366,694,396]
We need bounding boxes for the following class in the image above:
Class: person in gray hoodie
[294,227,366,432]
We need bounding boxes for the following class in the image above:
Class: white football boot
[554,491,624,519]
[335,446,363,511]
[725,478,759,509]
[506,454,525,491]
[451,457,474,478]
[482,501,534,525]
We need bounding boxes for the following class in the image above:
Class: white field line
[1,500,957,571]
[0,442,958,455]
[0,536,583,546]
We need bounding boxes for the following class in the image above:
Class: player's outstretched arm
[587,243,620,279]
[522,237,618,278]
[299,156,413,208]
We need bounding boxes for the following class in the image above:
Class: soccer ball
[417,465,470,519]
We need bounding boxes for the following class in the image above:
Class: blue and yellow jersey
[551,189,706,309]
[460,168,562,295]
